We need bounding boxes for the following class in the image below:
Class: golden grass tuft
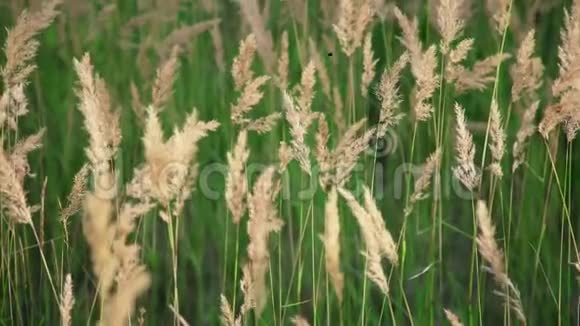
[488,99,506,178]
[238,0,275,71]
[291,315,311,326]
[539,1,580,141]
[127,106,219,208]
[232,34,257,91]
[320,187,344,301]
[243,166,284,317]
[73,53,121,193]
[512,101,539,172]
[361,32,378,97]
[1,0,61,89]
[452,103,480,191]
[476,200,526,324]
[276,31,289,90]
[443,308,463,326]
[225,130,250,224]
[0,147,33,224]
[60,164,90,223]
[152,45,181,109]
[510,29,543,102]
[83,192,152,326]
[405,148,441,217]
[59,274,74,326]
[219,294,241,326]
[334,0,375,57]
[339,186,397,295]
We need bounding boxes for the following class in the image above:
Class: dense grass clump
[0,0,579,325]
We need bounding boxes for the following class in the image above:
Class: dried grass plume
[476,200,526,324]
[60,274,74,326]
[320,187,344,301]
[452,103,480,191]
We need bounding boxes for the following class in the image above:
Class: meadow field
[0,0,579,325]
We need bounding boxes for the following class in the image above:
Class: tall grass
[0,0,579,325]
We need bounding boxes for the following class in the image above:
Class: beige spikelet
[440,11,510,95]
[238,0,275,71]
[316,114,333,188]
[376,52,408,129]
[284,91,317,174]
[291,316,311,326]
[512,101,538,172]
[453,103,480,191]
[278,141,293,173]
[443,308,463,326]
[83,192,153,326]
[252,114,284,134]
[447,53,510,93]
[510,29,543,102]
[539,2,580,141]
[448,38,474,65]
[219,294,241,326]
[0,127,44,227]
[73,53,121,197]
[339,186,397,295]
[173,165,199,217]
[0,147,32,224]
[245,167,284,317]
[226,130,249,224]
[476,201,504,283]
[82,194,116,298]
[361,187,398,265]
[393,8,438,121]
[0,85,21,129]
[476,200,526,324]
[130,82,146,123]
[411,46,438,121]
[316,116,379,188]
[60,274,74,326]
[232,34,257,91]
[231,75,270,123]
[231,75,279,132]
[111,203,155,323]
[488,99,506,178]
[334,0,375,57]
[152,45,180,109]
[1,0,61,89]
[9,128,45,182]
[320,187,344,302]
[240,264,255,314]
[392,7,422,59]
[277,31,289,90]
[552,1,580,97]
[297,61,317,111]
[485,0,510,33]
[340,186,389,294]
[436,0,466,55]
[60,164,90,223]
[333,119,376,185]
[127,107,219,206]
[405,148,441,217]
[361,32,378,97]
